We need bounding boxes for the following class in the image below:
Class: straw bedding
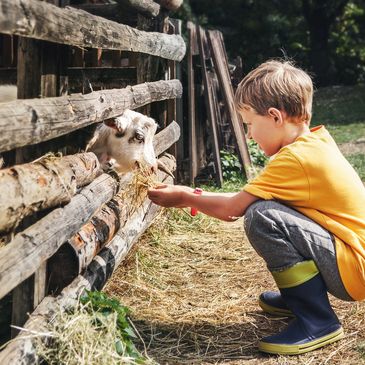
[105,209,365,364]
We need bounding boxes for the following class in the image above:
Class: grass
[311,84,365,179]
[347,154,365,180]
[312,84,365,127]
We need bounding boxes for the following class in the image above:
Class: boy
[147,60,365,355]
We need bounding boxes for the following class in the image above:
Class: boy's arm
[147,184,259,221]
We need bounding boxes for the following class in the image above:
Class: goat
[0,85,172,176]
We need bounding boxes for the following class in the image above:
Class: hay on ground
[105,208,365,365]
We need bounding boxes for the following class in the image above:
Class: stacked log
[0,153,101,233]
[0,156,176,365]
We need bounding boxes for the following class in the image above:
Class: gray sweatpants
[244,200,353,301]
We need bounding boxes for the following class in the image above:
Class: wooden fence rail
[0,157,176,365]
[0,172,119,301]
[0,79,182,153]
[0,153,101,233]
[0,120,180,301]
[0,0,185,61]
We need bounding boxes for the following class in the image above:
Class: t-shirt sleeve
[243,149,310,203]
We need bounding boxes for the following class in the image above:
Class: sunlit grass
[347,154,365,180]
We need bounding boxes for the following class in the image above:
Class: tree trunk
[302,0,349,86]
[0,153,100,233]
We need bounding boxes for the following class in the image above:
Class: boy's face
[239,106,284,157]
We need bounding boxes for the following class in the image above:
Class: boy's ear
[268,107,283,124]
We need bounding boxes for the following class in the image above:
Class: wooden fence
[0,0,184,362]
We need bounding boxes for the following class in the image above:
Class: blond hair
[235,60,313,124]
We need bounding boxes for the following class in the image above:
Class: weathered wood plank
[0,165,174,364]
[74,0,160,22]
[187,22,198,185]
[197,26,223,187]
[0,0,185,61]
[0,173,119,301]
[0,79,182,153]
[115,0,160,17]
[0,153,100,233]
[153,120,180,156]
[208,30,253,179]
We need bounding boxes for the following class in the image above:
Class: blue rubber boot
[259,291,294,317]
[259,261,344,355]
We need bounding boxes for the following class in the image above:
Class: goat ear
[104,116,130,132]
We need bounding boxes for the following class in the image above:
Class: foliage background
[176,0,365,86]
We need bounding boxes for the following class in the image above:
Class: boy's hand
[147,184,193,208]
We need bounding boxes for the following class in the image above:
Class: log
[0,0,185,61]
[115,0,160,17]
[155,0,183,11]
[153,120,180,156]
[74,1,160,23]
[47,154,176,293]
[0,153,100,233]
[0,79,182,153]
[0,167,173,364]
[0,173,119,301]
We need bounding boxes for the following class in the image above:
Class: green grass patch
[324,123,365,144]
[347,154,365,180]
[312,85,365,144]
[312,84,365,126]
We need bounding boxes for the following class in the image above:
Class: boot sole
[258,327,344,355]
[258,298,294,317]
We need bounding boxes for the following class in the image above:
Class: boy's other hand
[147,184,193,208]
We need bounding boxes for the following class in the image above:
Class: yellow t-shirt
[244,125,365,300]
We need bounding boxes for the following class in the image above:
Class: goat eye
[135,132,144,143]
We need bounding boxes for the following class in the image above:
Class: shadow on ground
[133,310,290,364]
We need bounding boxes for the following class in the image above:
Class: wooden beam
[0,173,119,301]
[187,22,198,185]
[115,0,160,17]
[197,26,223,187]
[0,79,182,153]
[207,30,253,179]
[74,1,160,21]
[47,153,177,294]
[0,0,185,61]
[0,153,100,233]
[0,164,174,364]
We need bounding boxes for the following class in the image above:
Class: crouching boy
[148,60,365,355]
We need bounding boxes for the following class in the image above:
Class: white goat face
[103,110,158,172]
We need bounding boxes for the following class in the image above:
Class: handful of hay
[36,291,155,365]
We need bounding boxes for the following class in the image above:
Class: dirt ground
[339,139,365,155]
[105,210,365,365]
